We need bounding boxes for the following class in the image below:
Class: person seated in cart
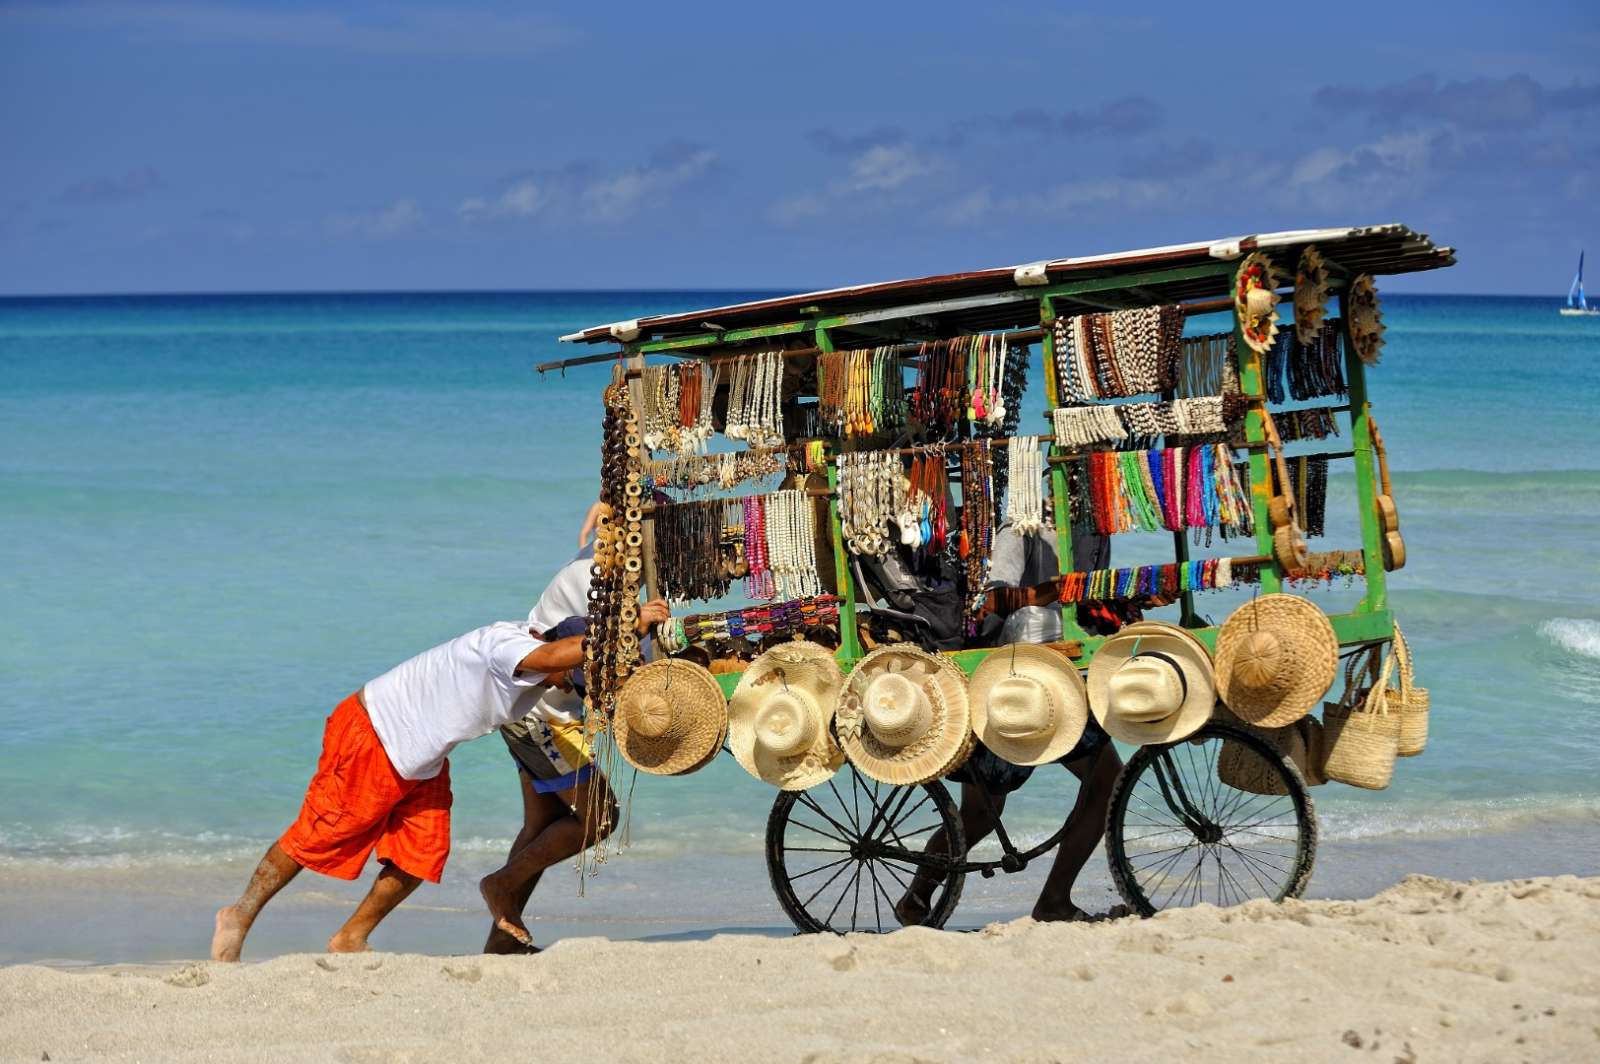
[481,531,670,953]
[210,619,590,961]
[896,526,1129,924]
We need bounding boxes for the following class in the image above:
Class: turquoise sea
[2,291,1598,963]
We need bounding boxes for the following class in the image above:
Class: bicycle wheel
[765,763,965,933]
[1106,720,1316,916]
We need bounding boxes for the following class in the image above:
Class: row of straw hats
[611,594,1347,789]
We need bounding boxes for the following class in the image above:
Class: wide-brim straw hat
[728,641,846,790]
[613,659,728,776]
[1215,594,1338,728]
[1087,622,1216,745]
[969,644,1088,766]
[835,644,972,786]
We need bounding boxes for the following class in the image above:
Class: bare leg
[894,783,1007,925]
[479,770,617,949]
[1032,744,1123,922]
[483,772,566,954]
[212,842,303,962]
[327,862,422,953]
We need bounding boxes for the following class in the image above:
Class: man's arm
[516,634,585,675]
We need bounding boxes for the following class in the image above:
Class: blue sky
[2,1,1595,295]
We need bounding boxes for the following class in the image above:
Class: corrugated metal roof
[560,223,1454,347]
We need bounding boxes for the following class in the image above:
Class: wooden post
[1231,266,1283,595]
[1341,312,1388,615]
[815,326,864,663]
[1040,295,1091,643]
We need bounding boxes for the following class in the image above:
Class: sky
[2,1,1596,296]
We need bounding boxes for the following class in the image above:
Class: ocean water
[2,291,1598,961]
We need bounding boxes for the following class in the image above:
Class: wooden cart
[549,224,1453,932]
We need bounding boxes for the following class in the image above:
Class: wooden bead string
[959,438,996,623]
[661,595,842,649]
[818,347,907,438]
[1069,444,1253,542]
[653,498,734,602]
[644,448,785,494]
[1280,455,1329,538]
[910,337,1031,438]
[1175,333,1240,400]
[1058,557,1237,604]
[1052,305,1185,401]
[1265,319,1347,403]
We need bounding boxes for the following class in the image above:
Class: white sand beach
[4,874,1596,1063]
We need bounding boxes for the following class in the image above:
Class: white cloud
[326,199,425,239]
[843,144,935,194]
[459,148,716,226]
[769,142,940,225]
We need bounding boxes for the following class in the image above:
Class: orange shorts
[279,693,452,883]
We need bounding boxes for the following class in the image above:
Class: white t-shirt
[528,545,593,634]
[364,622,550,780]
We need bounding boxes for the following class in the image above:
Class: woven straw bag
[1216,705,1325,794]
[1322,649,1399,790]
[1388,623,1430,757]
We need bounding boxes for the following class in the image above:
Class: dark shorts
[946,716,1112,796]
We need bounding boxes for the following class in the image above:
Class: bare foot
[211,906,249,962]
[479,872,535,949]
[484,925,541,955]
[1030,900,1089,923]
[326,931,371,954]
[894,889,932,926]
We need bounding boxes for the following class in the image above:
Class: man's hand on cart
[637,598,670,636]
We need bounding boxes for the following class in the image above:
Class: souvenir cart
[542,224,1450,932]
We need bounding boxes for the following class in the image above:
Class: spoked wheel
[1106,720,1317,916]
[765,763,965,933]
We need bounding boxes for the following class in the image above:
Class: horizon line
[0,286,1561,301]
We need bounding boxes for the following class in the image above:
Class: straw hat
[835,644,972,786]
[969,644,1089,766]
[1294,245,1331,344]
[1088,622,1217,745]
[1233,251,1282,355]
[727,641,846,791]
[1346,274,1386,365]
[613,659,728,776]
[1215,594,1338,728]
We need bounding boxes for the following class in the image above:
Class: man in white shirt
[209,619,600,962]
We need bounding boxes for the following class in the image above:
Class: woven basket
[1388,623,1430,757]
[1216,706,1325,794]
[1322,649,1399,790]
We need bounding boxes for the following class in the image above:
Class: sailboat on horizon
[1561,251,1599,316]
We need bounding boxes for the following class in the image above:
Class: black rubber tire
[1105,720,1317,917]
[765,765,966,934]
